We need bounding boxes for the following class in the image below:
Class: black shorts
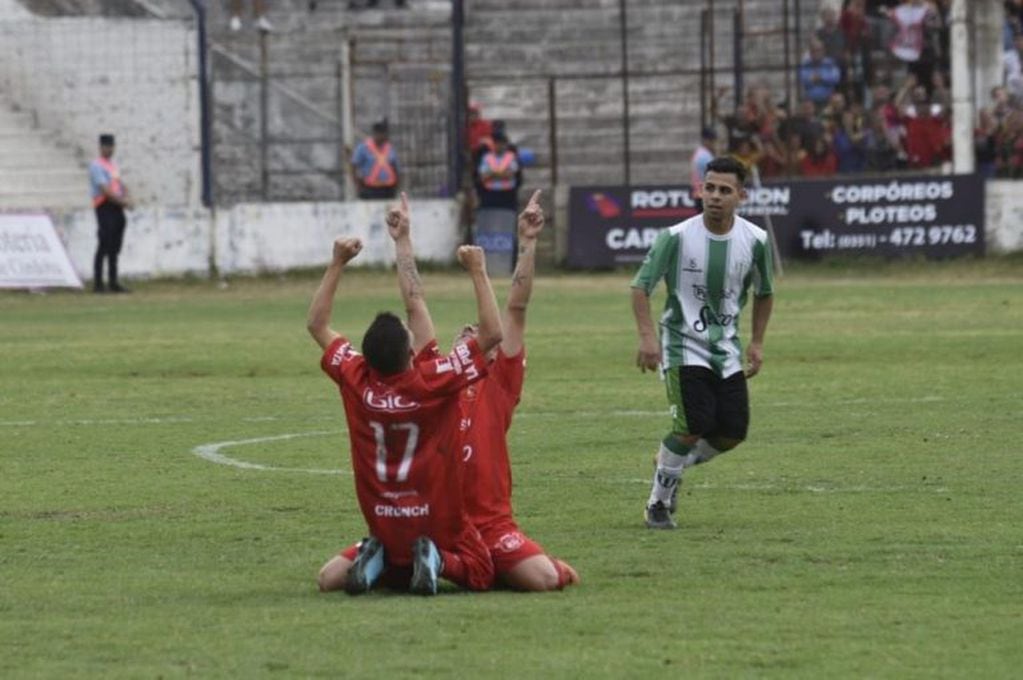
[666,365,749,441]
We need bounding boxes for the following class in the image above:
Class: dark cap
[701,126,718,141]
[99,133,115,146]
[371,118,389,134]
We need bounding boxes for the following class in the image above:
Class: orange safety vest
[92,157,123,207]
[481,150,517,191]
[363,138,397,188]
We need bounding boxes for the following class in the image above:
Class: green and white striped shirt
[631,215,773,378]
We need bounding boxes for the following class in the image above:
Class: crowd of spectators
[712,0,1023,181]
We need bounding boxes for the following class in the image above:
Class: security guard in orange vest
[351,119,399,200]
[89,134,134,293]
[477,130,520,211]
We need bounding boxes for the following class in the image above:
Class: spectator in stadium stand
[990,85,1013,127]
[779,131,808,176]
[815,6,847,86]
[833,109,868,173]
[466,103,492,158]
[800,130,839,176]
[1005,33,1023,100]
[995,109,1023,177]
[477,130,521,211]
[228,0,272,32]
[930,70,952,111]
[821,91,848,125]
[870,83,907,159]
[864,107,904,171]
[351,119,400,200]
[778,99,824,150]
[728,132,764,176]
[840,0,872,100]
[881,0,939,85]
[975,108,999,178]
[89,134,133,294]
[896,76,951,168]
[630,156,774,530]
[1008,0,1023,37]
[690,126,718,209]
[799,38,842,110]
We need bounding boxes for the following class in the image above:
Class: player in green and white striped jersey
[630,157,775,529]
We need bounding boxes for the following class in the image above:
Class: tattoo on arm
[399,259,423,298]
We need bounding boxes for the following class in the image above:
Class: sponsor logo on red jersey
[374,503,431,518]
[362,388,420,413]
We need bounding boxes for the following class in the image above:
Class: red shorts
[480,522,546,576]
[339,528,493,592]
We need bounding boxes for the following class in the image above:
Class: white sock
[692,438,721,465]
[647,443,690,506]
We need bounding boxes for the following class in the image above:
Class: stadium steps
[0,105,88,211]
[205,0,454,204]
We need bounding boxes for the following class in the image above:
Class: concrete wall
[52,199,460,280]
[0,10,201,208]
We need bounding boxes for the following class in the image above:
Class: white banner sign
[0,214,83,289]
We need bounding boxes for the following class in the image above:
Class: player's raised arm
[306,237,362,350]
[458,245,503,354]
[501,189,543,357]
[387,192,436,352]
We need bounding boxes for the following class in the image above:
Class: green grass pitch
[2,259,1022,678]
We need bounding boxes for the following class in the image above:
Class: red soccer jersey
[459,347,526,533]
[321,336,488,566]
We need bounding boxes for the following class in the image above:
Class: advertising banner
[568,174,986,267]
[0,214,83,289]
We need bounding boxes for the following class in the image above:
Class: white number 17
[369,421,420,482]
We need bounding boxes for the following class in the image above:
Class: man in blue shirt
[799,39,841,110]
[350,119,399,200]
[89,134,133,293]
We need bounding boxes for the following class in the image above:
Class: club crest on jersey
[683,258,702,273]
[363,388,419,412]
[494,532,525,553]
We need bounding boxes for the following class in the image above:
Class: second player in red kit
[459,190,579,591]
[309,193,505,596]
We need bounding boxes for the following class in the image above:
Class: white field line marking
[622,479,949,494]
[192,431,346,475]
[0,394,962,428]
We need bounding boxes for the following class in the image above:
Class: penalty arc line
[193,429,349,472]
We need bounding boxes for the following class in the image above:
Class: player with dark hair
[456,190,580,591]
[630,156,775,529]
[308,193,503,595]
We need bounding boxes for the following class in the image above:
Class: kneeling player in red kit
[458,190,579,591]
[309,193,503,595]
